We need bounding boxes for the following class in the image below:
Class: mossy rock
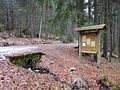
[9,52,44,69]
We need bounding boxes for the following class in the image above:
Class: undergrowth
[100,74,120,90]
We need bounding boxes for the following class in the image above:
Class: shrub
[62,36,68,43]
[67,33,73,42]
[62,33,73,43]
[0,24,4,28]
[103,74,109,81]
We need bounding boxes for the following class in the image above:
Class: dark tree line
[0,0,120,60]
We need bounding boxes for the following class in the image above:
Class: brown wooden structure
[74,24,108,68]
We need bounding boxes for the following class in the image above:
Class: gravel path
[0,46,38,55]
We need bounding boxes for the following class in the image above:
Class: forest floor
[36,43,120,89]
[0,35,120,89]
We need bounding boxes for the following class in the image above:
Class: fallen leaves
[0,43,120,89]
[0,59,71,89]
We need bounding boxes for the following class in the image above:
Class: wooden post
[79,32,82,62]
[97,31,101,68]
[38,18,42,45]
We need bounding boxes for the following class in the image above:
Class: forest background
[0,0,120,60]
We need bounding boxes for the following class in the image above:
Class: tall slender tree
[118,1,120,60]
[102,0,108,59]
[88,0,92,23]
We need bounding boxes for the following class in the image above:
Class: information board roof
[74,24,108,32]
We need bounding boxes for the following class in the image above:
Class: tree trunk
[93,0,98,61]
[94,0,97,24]
[102,0,108,59]
[76,0,84,54]
[118,2,120,61]
[88,0,91,23]
[76,0,84,27]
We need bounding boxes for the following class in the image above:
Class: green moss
[9,52,44,69]
[103,74,109,81]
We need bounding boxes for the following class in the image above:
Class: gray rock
[71,78,84,89]
[71,77,90,89]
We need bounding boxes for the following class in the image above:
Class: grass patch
[100,64,106,69]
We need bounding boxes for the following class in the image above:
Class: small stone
[34,70,39,72]
[58,64,64,67]
[28,68,32,72]
[68,67,76,72]
[21,82,28,87]
[49,62,55,65]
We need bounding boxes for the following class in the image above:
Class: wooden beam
[97,31,101,68]
[81,51,97,54]
[79,32,82,62]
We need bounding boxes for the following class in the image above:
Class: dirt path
[38,43,78,65]
[36,43,120,89]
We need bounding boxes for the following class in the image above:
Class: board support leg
[97,31,101,68]
[79,32,82,62]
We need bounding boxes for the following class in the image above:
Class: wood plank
[81,51,97,54]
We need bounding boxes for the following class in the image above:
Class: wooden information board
[74,24,108,68]
[81,32,98,54]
